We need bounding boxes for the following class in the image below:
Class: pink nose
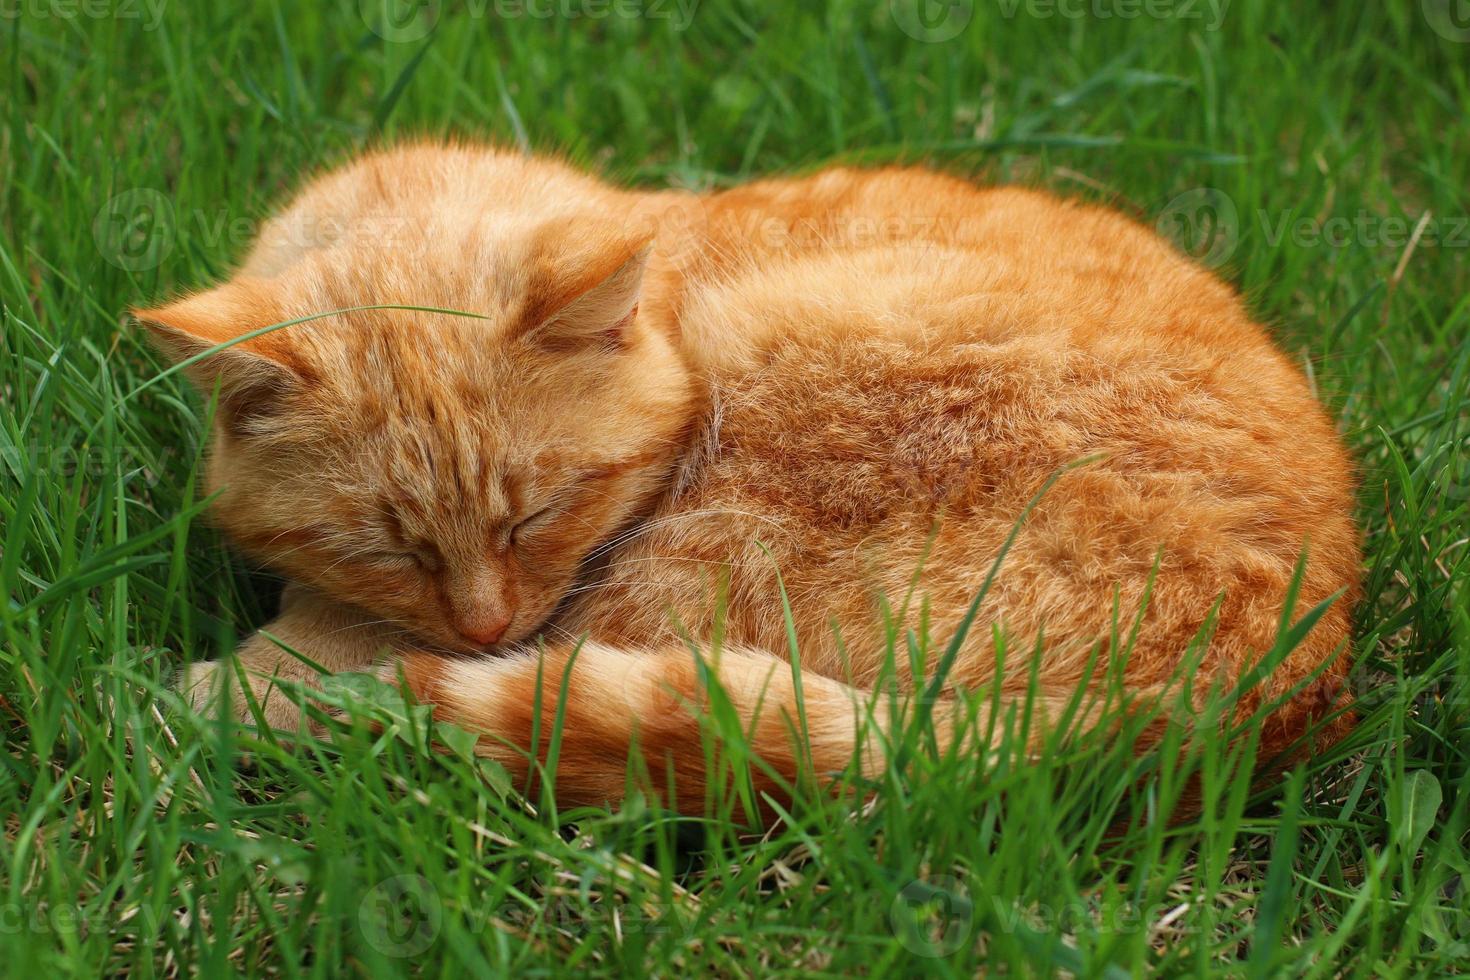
[456,616,510,647]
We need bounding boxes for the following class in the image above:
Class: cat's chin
[407,621,546,657]
[420,632,502,657]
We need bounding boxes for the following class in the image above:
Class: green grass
[4,1,1469,974]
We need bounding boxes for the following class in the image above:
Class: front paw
[178,659,225,715]
[177,659,313,732]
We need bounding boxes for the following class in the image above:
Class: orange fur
[145,143,1361,817]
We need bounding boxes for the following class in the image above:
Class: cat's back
[578,167,1358,742]
[662,167,1270,373]
[649,167,1356,605]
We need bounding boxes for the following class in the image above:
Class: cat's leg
[380,642,898,818]
[180,584,405,730]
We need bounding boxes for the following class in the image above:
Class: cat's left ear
[525,236,652,350]
[131,279,304,434]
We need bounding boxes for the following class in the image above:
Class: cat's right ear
[521,224,654,351]
[132,280,302,434]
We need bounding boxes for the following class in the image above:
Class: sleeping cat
[137,143,1361,814]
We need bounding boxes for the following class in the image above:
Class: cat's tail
[380,642,1088,820]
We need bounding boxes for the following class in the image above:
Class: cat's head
[135,148,697,653]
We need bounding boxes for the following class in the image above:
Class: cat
[136,142,1361,815]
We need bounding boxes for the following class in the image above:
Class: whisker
[558,579,677,599]
[586,507,788,560]
[319,617,405,639]
[592,555,722,573]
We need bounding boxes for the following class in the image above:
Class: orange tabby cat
[138,143,1360,815]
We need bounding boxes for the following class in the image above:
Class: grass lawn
[3,1,1469,974]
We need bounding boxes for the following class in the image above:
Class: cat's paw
[177,660,226,716]
[176,659,314,732]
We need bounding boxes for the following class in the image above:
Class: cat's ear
[524,235,652,351]
[132,280,302,434]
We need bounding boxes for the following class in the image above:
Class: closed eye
[510,505,557,543]
[380,549,438,571]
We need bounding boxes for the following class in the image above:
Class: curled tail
[382,643,1095,820]
[386,644,888,818]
